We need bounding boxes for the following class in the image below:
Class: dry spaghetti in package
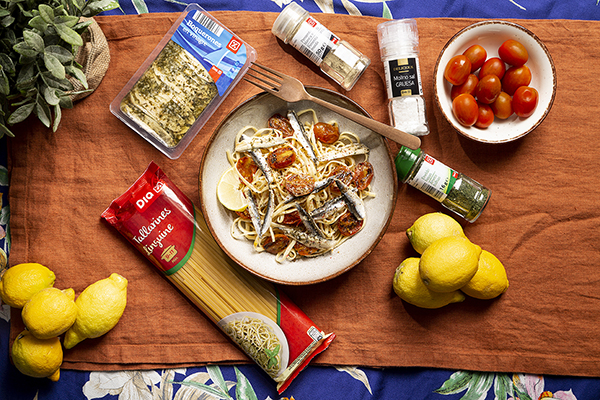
[101,162,335,393]
[110,4,256,159]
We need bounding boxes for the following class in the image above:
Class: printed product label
[385,57,423,99]
[407,155,458,202]
[290,17,337,66]
[171,10,249,96]
[117,170,196,275]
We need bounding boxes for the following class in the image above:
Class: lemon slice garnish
[217,167,248,212]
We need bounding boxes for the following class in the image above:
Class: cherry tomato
[263,234,291,255]
[337,212,364,237]
[284,173,315,197]
[475,74,502,104]
[479,57,506,80]
[451,74,479,100]
[328,165,352,193]
[313,122,340,144]
[352,162,374,190]
[268,114,294,137]
[294,242,321,257]
[498,39,528,66]
[444,55,472,86]
[236,155,258,183]
[452,93,479,127]
[280,211,303,226]
[502,65,532,96]
[490,92,513,119]
[235,209,250,220]
[463,44,487,72]
[475,103,494,129]
[512,86,539,118]
[267,146,296,169]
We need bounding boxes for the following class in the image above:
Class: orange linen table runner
[8,12,600,377]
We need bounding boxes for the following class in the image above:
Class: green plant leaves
[0,0,120,137]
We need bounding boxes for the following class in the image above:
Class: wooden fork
[243,62,421,150]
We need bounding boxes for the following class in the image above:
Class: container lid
[377,19,420,60]
[394,146,421,181]
[272,2,307,42]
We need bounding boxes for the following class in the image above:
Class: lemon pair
[394,213,509,309]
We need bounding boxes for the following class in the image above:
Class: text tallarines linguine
[221,109,375,262]
[101,162,335,393]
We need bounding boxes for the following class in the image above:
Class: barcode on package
[193,11,224,36]
[307,326,323,342]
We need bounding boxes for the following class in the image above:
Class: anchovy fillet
[259,187,275,237]
[235,135,286,152]
[273,224,336,251]
[288,110,318,166]
[294,203,324,237]
[244,187,263,235]
[318,143,369,163]
[335,179,366,220]
[310,196,346,221]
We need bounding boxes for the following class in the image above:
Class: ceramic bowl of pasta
[199,87,397,285]
[434,20,556,143]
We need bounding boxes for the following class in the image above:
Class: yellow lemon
[406,212,466,254]
[461,250,509,299]
[393,257,465,309]
[0,263,55,308]
[64,273,128,349]
[11,330,62,381]
[22,287,78,339]
[419,236,482,293]
[217,167,248,212]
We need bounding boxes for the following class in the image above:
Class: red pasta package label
[101,161,335,393]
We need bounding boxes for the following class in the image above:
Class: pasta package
[110,4,257,159]
[101,161,335,393]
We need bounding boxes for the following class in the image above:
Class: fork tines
[244,62,283,93]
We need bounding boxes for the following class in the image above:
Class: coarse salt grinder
[377,19,429,136]
[272,2,370,91]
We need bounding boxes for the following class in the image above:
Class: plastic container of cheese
[110,4,257,159]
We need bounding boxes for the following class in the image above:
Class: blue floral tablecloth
[2,1,600,399]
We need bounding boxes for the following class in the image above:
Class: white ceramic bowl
[199,87,397,285]
[434,20,557,143]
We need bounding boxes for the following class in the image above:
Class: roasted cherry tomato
[490,92,513,119]
[444,55,471,86]
[280,211,303,226]
[475,103,494,129]
[502,65,532,96]
[475,74,502,104]
[479,57,506,80]
[498,39,528,66]
[267,146,296,169]
[337,212,364,237]
[352,162,374,190]
[328,165,352,193]
[452,93,479,127]
[235,209,250,220]
[284,173,315,197]
[462,44,487,72]
[268,113,294,137]
[512,86,539,118]
[314,122,340,144]
[294,242,321,257]
[451,74,479,100]
[236,155,258,183]
[263,234,291,255]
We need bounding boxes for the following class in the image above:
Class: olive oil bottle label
[407,154,458,202]
[384,57,423,99]
[173,10,250,96]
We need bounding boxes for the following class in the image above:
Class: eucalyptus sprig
[0,0,120,138]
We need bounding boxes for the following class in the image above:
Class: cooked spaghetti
[223,316,282,377]
[223,109,376,262]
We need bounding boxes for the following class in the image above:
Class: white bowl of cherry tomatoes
[433,20,556,143]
